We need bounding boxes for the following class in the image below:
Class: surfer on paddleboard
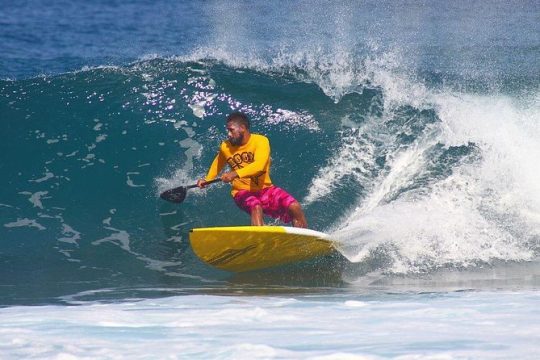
[197,112,308,228]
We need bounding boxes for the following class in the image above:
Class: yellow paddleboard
[189,226,335,272]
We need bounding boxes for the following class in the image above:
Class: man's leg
[288,201,307,228]
[251,204,264,226]
[235,190,264,226]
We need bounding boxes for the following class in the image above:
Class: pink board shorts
[233,186,297,223]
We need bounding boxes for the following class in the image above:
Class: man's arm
[198,150,226,188]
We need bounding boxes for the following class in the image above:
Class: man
[197,112,308,228]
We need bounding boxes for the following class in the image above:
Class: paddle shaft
[191,178,222,188]
[159,178,222,203]
[175,177,222,192]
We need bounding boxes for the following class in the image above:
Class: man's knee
[288,201,307,228]
[288,201,303,214]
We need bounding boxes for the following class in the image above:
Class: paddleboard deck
[189,226,335,272]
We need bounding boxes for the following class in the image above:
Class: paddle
[160,178,222,203]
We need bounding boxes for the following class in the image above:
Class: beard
[229,134,243,146]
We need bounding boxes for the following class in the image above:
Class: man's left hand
[221,171,238,183]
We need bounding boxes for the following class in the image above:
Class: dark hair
[226,112,250,130]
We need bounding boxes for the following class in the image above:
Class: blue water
[1,0,540,358]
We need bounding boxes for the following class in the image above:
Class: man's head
[226,112,250,146]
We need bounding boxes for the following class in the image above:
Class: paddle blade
[160,186,187,203]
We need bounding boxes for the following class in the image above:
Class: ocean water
[1,0,540,358]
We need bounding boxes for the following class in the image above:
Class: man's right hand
[196,179,207,188]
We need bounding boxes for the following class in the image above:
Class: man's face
[226,121,244,146]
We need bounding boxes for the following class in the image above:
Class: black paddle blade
[160,186,187,203]
[159,179,218,203]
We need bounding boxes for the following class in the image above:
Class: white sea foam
[330,88,540,273]
[0,292,538,359]
[265,109,320,132]
[305,135,373,205]
[92,226,131,251]
[18,191,49,209]
[57,223,81,245]
[29,171,54,183]
[3,218,46,231]
[126,172,145,188]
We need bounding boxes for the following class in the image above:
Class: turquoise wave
[1,58,538,304]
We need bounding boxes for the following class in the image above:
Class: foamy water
[323,85,540,273]
[2,291,539,359]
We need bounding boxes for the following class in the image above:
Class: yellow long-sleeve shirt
[205,134,273,196]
